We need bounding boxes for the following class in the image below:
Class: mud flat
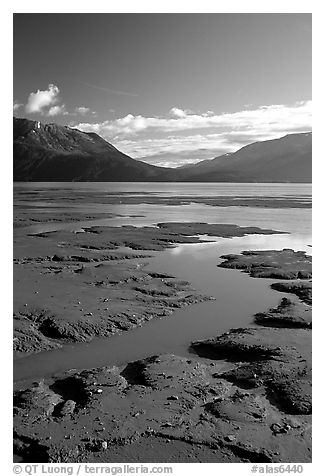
[13,246,312,463]
[14,186,312,208]
[14,222,282,357]
[13,210,132,229]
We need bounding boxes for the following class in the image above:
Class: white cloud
[74,100,312,167]
[48,104,68,117]
[76,101,311,138]
[75,106,90,115]
[13,101,23,112]
[25,84,60,114]
[23,84,98,118]
[170,107,187,118]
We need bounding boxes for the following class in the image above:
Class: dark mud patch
[49,377,90,408]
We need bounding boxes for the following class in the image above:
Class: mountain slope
[13,118,171,181]
[175,133,312,183]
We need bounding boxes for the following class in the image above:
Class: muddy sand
[13,220,311,463]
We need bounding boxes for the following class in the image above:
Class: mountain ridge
[13,117,312,182]
[13,117,171,182]
[173,132,312,182]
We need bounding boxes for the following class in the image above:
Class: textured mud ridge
[254,298,311,329]
[271,281,312,306]
[218,249,312,280]
[27,222,284,251]
[13,211,126,229]
[192,326,311,415]
[14,257,210,356]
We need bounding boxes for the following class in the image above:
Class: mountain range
[13,117,312,182]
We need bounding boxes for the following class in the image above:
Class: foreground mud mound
[192,326,311,415]
[13,352,311,463]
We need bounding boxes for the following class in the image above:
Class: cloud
[170,107,187,118]
[48,104,68,116]
[116,134,231,167]
[74,106,96,116]
[23,84,98,119]
[74,100,312,167]
[25,84,60,114]
[13,101,23,112]
[75,106,90,115]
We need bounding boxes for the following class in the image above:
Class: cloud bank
[75,100,312,167]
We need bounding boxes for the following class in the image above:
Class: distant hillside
[174,133,312,183]
[13,117,311,182]
[13,117,171,181]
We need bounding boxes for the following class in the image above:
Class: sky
[13,13,312,167]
